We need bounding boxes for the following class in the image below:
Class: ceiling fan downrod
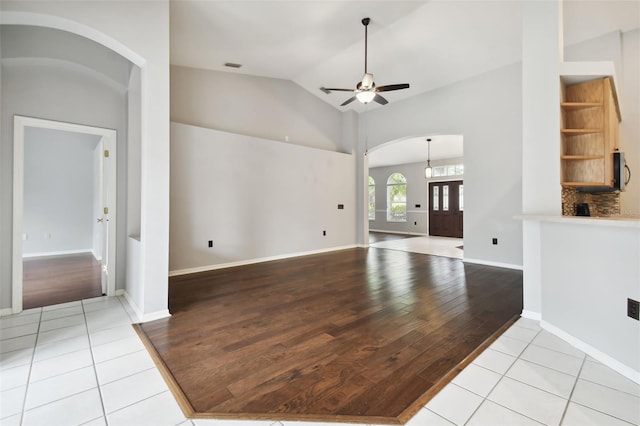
[362,17,370,75]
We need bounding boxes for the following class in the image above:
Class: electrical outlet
[492,238,498,245]
[208,240,213,248]
[414,221,417,225]
[628,298,640,320]
[415,204,421,208]
[323,230,326,236]
[338,204,344,210]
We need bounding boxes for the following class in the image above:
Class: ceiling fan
[321,17,410,107]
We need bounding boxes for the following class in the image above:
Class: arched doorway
[1,14,144,314]
[365,134,464,257]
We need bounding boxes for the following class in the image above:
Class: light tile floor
[370,236,463,259]
[1,298,639,426]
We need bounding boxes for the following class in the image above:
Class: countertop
[518,214,640,229]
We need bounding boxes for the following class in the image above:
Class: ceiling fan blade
[322,87,354,92]
[373,94,388,105]
[377,83,410,92]
[341,96,357,106]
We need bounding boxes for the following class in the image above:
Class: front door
[429,181,463,238]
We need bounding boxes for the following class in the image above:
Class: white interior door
[101,137,116,296]
[92,143,103,262]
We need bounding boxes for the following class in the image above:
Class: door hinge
[104,150,110,158]
[103,207,109,214]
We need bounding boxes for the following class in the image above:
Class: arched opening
[365,134,464,257]
[1,16,143,314]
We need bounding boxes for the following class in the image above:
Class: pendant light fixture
[424,138,432,179]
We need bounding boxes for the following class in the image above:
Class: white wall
[170,122,356,274]
[171,66,347,153]
[619,30,640,215]
[127,66,142,239]
[540,220,640,378]
[1,1,170,320]
[0,59,128,304]
[521,1,563,317]
[361,63,523,268]
[23,127,100,256]
[369,158,463,235]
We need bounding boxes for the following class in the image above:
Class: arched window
[387,173,407,222]
[368,176,375,220]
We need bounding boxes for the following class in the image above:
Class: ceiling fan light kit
[356,90,376,104]
[322,17,410,107]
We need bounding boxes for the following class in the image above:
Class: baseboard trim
[118,290,171,322]
[23,249,93,258]
[369,229,427,236]
[520,310,541,321]
[463,257,523,270]
[541,320,640,384]
[169,245,358,277]
[0,307,16,317]
[122,290,170,323]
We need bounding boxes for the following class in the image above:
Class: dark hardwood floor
[369,231,413,244]
[138,247,522,424]
[23,253,103,309]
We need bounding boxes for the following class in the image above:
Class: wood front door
[429,181,463,238]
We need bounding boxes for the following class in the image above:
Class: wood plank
[23,253,102,309]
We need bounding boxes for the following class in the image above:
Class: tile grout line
[422,407,457,425]
[462,326,545,426]
[11,311,34,423]
[106,389,171,418]
[566,361,640,426]
[18,308,42,426]
[491,340,584,363]
[557,354,587,425]
[97,364,155,387]
[82,299,110,426]
[577,376,640,399]
[568,399,639,425]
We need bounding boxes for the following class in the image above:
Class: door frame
[12,116,117,313]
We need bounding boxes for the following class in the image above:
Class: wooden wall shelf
[561,102,602,110]
[560,77,620,187]
[561,155,604,160]
[561,129,602,135]
[562,182,610,187]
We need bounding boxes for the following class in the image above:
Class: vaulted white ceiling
[171,0,640,112]
[172,1,638,166]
